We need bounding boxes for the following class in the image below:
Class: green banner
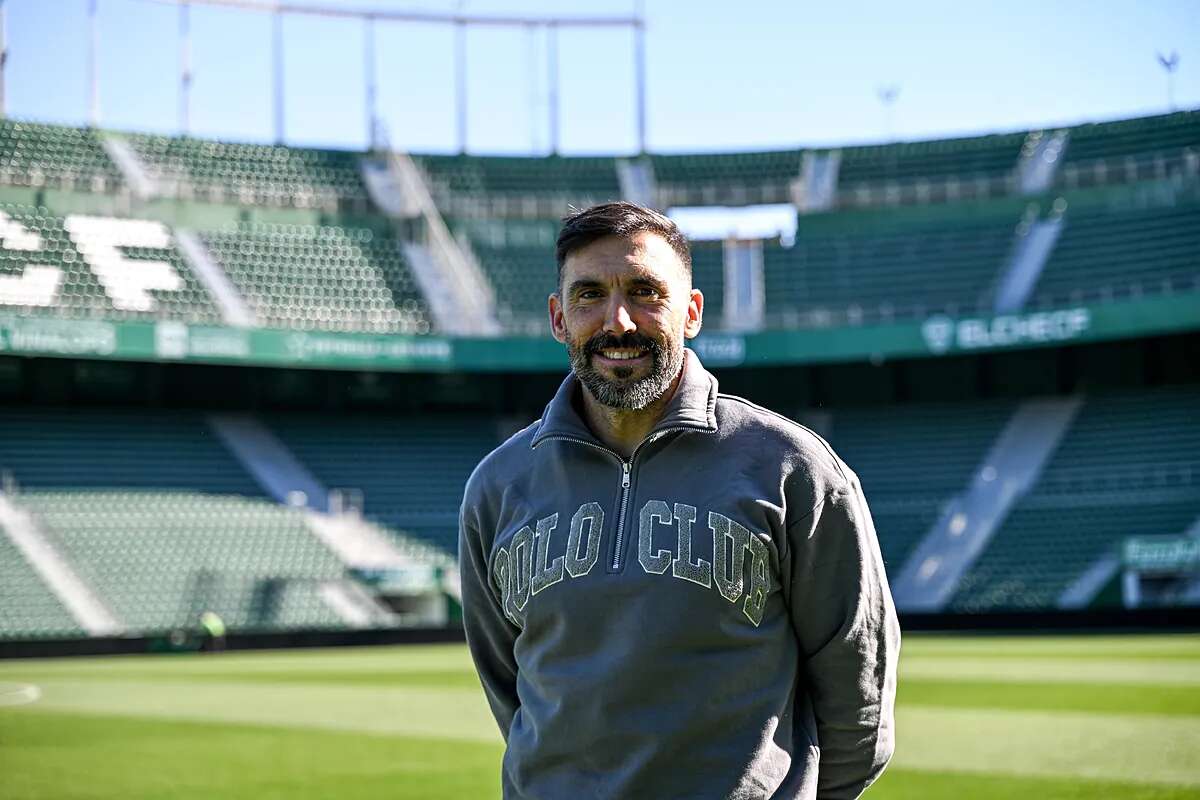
[1124,536,1200,574]
[1,292,1197,372]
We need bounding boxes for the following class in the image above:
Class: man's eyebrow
[628,275,669,292]
[566,279,604,296]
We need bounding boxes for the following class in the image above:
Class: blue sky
[7,0,1199,154]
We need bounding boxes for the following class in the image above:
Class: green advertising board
[1,292,1197,373]
[1124,536,1200,574]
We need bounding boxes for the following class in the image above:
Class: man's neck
[578,369,683,460]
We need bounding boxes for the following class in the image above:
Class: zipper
[613,461,632,570]
[533,426,700,571]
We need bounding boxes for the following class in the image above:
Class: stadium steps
[19,491,350,633]
[992,211,1064,313]
[173,229,257,326]
[207,414,329,511]
[1027,198,1200,307]
[0,494,110,638]
[199,222,433,334]
[97,134,156,200]
[265,415,499,555]
[890,396,1083,612]
[948,386,1200,611]
[825,400,1016,572]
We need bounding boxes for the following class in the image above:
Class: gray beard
[568,337,685,411]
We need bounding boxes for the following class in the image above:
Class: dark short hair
[555,201,692,288]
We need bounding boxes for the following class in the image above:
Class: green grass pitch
[2,633,1198,799]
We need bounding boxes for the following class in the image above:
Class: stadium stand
[651,149,803,206]
[1028,198,1200,306]
[761,211,1018,326]
[0,409,356,633]
[691,242,725,325]
[200,222,432,334]
[950,387,1200,611]
[124,133,371,210]
[826,401,1016,571]
[22,491,347,632]
[415,154,621,217]
[266,414,499,554]
[837,130,1027,189]
[0,119,122,191]
[0,205,223,323]
[1057,110,1200,189]
[1,108,1199,640]
[0,533,84,639]
[0,408,265,495]
[468,240,557,333]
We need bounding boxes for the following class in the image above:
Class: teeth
[601,349,644,360]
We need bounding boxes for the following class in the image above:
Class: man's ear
[549,292,568,344]
[683,288,704,340]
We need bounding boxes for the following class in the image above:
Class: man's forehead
[562,232,685,283]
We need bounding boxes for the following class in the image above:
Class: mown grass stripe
[901,656,1200,686]
[900,677,1200,717]
[1,710,505,800]
[875,767,1200,800]
[895,706,1200,787]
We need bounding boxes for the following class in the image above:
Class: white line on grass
[0,683,42,707]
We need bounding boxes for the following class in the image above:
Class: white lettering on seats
[64,215,183,311]
[0,211,62,307]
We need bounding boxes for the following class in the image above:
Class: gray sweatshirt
[460,350,900,799]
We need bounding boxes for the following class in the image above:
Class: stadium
[1,1,1199,798]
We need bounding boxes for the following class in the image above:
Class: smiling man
[459,202,900,800]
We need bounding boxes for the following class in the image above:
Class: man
[460,202,900,800]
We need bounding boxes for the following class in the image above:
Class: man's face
[549,231,703,410]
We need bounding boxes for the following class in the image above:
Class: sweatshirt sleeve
[459,496,521,740]
[787,479,901,800]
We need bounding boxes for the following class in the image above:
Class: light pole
[1157,51,1180,111]
[88,0,100,126]
[0,0,8,118]
[877,84,900,141]
[179,1,192,134]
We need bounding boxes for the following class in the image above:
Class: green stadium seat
[1029,199,1200,306]
[0,533,84,639]
[200,223,432,334]
[826,400,1015,570]
[124,133,370,210]
[0,119,123,192]
[21,491,348,633]
[949,387,1200,611]
[267,415,499,555]
[0,204,223,324]
[762,212,1017,325]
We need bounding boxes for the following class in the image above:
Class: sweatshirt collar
[531,348,719,449]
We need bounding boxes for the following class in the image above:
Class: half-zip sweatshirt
[460,350,900,800]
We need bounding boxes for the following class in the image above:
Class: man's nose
[602,297,637,335]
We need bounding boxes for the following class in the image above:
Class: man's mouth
[596,348,648,361]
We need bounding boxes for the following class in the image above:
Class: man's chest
[485,445,789,634]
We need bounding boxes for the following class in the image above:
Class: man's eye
[578,290,602,300]
[634,288,660,298]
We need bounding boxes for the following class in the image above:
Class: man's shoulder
[462,418,541,505]
[714,392,855,490]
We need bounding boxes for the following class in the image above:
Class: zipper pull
[621,462,631,488]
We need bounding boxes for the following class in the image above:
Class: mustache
[583,332,661,356]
